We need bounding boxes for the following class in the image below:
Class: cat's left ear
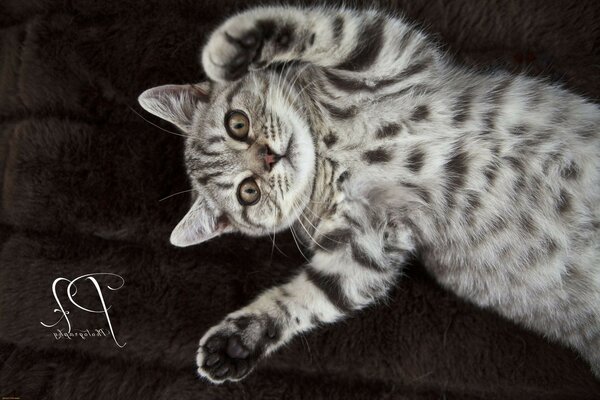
[170,197,233,247]
[137,83,210,132]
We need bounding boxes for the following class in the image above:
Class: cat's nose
[263,145,281,171]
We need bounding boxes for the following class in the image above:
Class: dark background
[1,0,599,398]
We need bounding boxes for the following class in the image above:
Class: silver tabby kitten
[138,6,600,383]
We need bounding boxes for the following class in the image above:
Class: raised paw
[201,15,298,82]
[196,314,282,383]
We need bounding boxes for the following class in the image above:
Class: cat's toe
[197,331,253,383]
[196,314,282,383]
[202,26,263,82]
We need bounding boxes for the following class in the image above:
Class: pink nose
[265,153,277,166]
[264,146,281,171]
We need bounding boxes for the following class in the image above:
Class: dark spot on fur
[305,268,353,313]
[444,148,469,207]
[490,144,501,157]
[350,242,385,271]
[295,317,300,324]
[542,152,562,175]
[576,127,596,140]
[342,212,362,229]
[485,78,512,106]
[505,156,526,176]
[324,70,365,92]
[225,80,245,105]
[556,189,572,214]
[511,125,528,136]
[308,33,315,46]
[336,170,349,190]
[513,176,527,194]
[376,123,401,139]
[318,228,352,252]
[320,101,357,119]
[464,192,481,212]
[395,28,416,57]
[323,132,338,147]
[482,109,498,131]
[561,161,580,180]
[257,20,276,40]
[490,216,508,234]
[410,105,430,122]
[545,237,559,255]
[336,17,384,71]
[332,16,344,42]
[363,148,392,164]
[192,140,220,157]
[520,213,536,235]
[207,136,225,145]
[264,317,281,341]
[213,181,234,189]
[275,24,294,49]
[197,171,222,185]
[453,88,473,126]
[233,316,251,330]
[402,182,431,203]
[274,299,291,319]
[395,59,430,81]
[325,70,403,92]
[406,148,425,173]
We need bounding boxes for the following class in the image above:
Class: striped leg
[196,212,414,383]
[202,6,437,85]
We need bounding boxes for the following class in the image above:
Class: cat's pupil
[234,123,244,129]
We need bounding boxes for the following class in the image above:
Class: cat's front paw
[202,14,296,81]
[201,24,261,81]
[196,313,282,383]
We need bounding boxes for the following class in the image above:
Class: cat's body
[138,6,600,383]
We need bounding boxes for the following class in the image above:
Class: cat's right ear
[137,83,210,132]
[170,197,232,247]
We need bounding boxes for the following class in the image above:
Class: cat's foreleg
[196,216,413,383]
[201,6,437,84]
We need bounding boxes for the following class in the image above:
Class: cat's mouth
[269,134,296,172]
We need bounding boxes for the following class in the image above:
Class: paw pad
[197,314,282,382]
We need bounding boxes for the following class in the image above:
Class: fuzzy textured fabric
[1,1,599,399]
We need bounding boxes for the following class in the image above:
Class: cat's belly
[419,234,600,351]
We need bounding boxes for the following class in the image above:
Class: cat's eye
[237,177,261,206]
[225,110,250,140]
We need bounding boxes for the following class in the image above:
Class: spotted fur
[138,6,600,383]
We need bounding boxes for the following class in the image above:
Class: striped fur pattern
[138,6,600,383]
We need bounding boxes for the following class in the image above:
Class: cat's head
[138,71,316,246]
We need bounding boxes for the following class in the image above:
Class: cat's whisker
[286,67,314,109]
[289,224,311,263]
[293,194,346,248]
[283,68,311,116]
[296,191,328,207]
[289,82,314,111]
[268,186,288,259]
[158,188,198,202]
[128,106,193,139]
[290,197,328,252]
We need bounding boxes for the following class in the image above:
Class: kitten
[138,6,600,383]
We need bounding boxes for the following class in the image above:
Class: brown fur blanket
[1,0,599,398]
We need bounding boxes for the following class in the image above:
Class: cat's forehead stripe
[226,80,245,106]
